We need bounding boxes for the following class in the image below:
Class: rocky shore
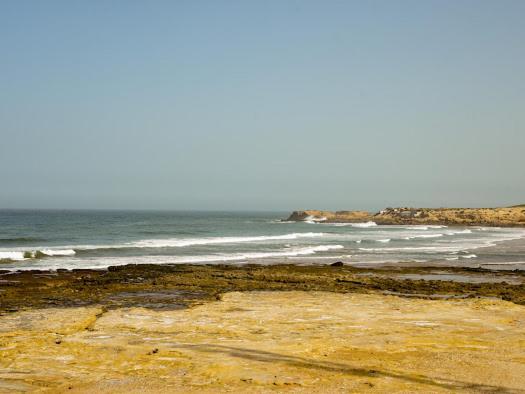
[287,205,525,226]
[1,263,525,313]
[2,264,525,392]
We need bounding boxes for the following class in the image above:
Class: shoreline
[1,263,524,313]
[2,263,525,392]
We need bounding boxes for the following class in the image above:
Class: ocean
[1,210,525,271]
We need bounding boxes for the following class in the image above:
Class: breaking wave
[39,249,76,257]
[447,229,472,235]
[0,251,25,261]
[407,225,448,231]
[405,234,444,240]
[128,233,324,248]
[2,244,346,270]
[0,249,76,261]
[0,233,327,261]
[328,221,377,228]
[351,221,377,228]
[142,244,345,263]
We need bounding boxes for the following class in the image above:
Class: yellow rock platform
[1,292,524,393]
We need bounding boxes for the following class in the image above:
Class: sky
[1,0,524,211]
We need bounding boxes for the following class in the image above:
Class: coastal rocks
[286,210,372,223]
[2,264,525,314]
[286,206,525,226]
[286,211,312,221]
[1,292,525,392]
[0,306,103,334]
[374,206,525,226]
[377,207,424,219]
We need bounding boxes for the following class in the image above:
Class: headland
[287,205,525,227]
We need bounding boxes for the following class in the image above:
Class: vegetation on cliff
[287,206,525,226]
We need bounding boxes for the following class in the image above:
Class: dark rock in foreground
[1,263,524,312]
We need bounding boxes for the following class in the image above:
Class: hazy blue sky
[1,0,524,211]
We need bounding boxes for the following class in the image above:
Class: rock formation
[286,206,525,226]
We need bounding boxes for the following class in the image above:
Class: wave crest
[128,233,325,248]
[0,249,76,261]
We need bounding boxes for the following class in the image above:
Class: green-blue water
[1,210,524,271]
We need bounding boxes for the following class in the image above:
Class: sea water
[1,210,524,271]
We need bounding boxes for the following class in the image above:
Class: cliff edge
[286,206,525,227]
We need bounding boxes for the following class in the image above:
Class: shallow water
[388,273,522,284]
[1,210,524,270]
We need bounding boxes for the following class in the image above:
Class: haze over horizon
[1,1,524,211]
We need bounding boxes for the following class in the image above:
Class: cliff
[286,210,371,222]
[286,206,525,227]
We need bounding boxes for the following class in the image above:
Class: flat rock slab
[1,292,525,393]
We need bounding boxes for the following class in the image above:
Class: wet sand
[1,264,525,392]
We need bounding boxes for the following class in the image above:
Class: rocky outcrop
[286,210,372,223]
[2,285,525,392]
[287,206,525,227]
[374,206,525,226]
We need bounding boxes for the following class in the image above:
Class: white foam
[461,254,477,259]
[377,239,391,243]
[0,232,328,255]
[359,243,492,253]
[405,225,447,230]
[210,244,344,261]
[407,226,430,231]
[359,246,459,252]
[40,249,76,256]
[324,221,377,228]
[447,229,472,235]
[0,249,76,260]
[129,233,325,248]
[350,221,377,228]
[304,216,327,223]
[406,234,444,240]
[0,251,25,261]
[0,244,345,271]
[11,233,323,252]
[357,228,525,255]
